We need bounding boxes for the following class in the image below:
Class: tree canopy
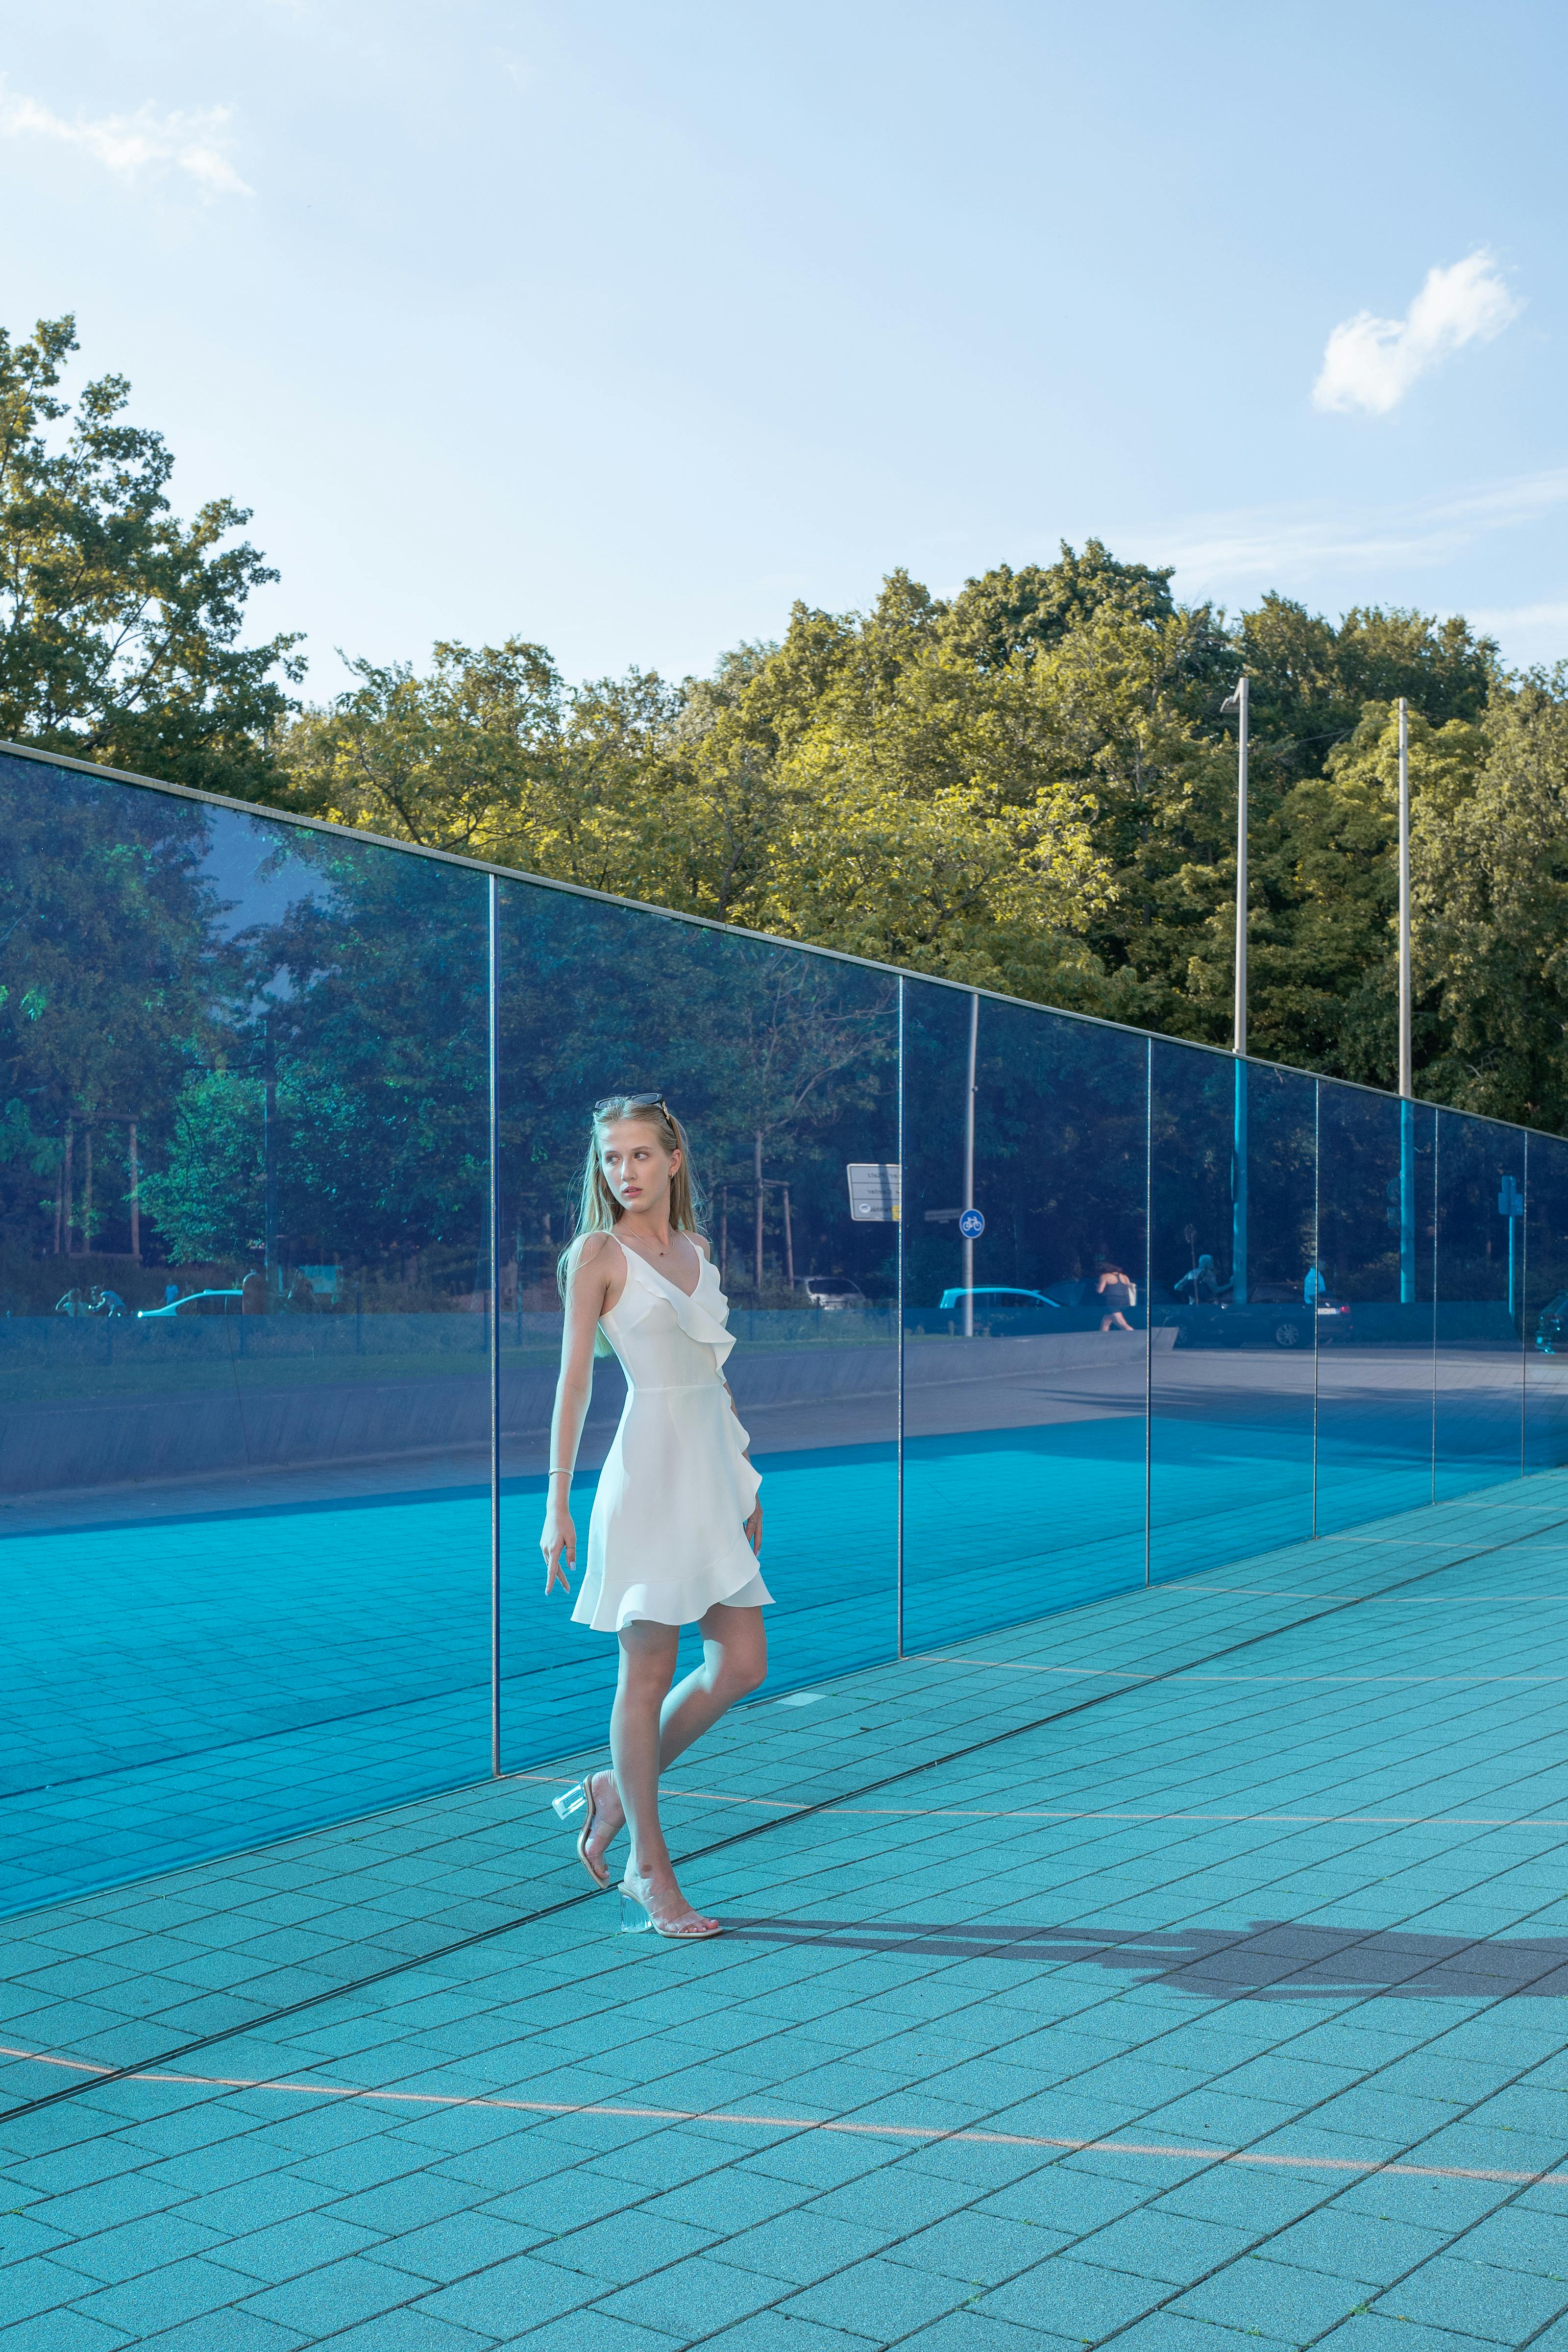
[4,311,1564,1131]
[0,315,302,797]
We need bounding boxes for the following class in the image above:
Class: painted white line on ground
[523,1774,1568,1833]
[1,2044,1560,2191]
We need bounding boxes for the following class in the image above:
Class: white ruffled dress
[571,1242,771,1632]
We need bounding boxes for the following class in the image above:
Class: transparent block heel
[551,1782,587,1823]
[620,1892,653,1934]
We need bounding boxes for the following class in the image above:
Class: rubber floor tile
[305,2307,496,2351]
[0,2311,136,2351]
[1069,2207,1251,2287]
[533,2207,716,2285]
[706,2313,892,2352]
[234,2253,426,2335]
[69,2253,259,2335]
[0,2253,98,2325]
[412,2250,603,2335]
[1109,2317,1295,2352]
[215,2207,387,2284]
[1265,2205,1454,2289]
[978,2248,1181,2335]
[132,2310,310,2352]
[378,2207,549,2282]
[777,2254,974,2336]
[597,2252,785,2334]
[709,2209,892,2285]
[1170,2251,1370,2338]
[884,2210,1075,2288]
[1372,2252,1568,2339]
[894,2314,1079,2352]
[518,2309,689,2352]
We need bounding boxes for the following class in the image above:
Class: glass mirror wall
[1524,1129,1568,1472]
[497,883,899,1764]
[899,984,1149,1650]
[1149,1045,1317,1581]
[1316,1087,1437,1532]
[1433,1110,1526,1500]
[0,752,490,1912]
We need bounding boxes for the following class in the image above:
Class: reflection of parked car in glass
[1163,1282,1355,1349]
[138,1289,244,1319]
[804,1275,866,1310]
[938,1285,1061,1312]
[1537,1292,1568,1353]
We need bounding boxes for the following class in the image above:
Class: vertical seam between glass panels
[1144,1036,1152,1588]
[1439,1105,1448,1505]
[488,876,502,1777]
[1522,1132,1530,1478]
[896,975,905,1659]
[1312,1078,1320,1542]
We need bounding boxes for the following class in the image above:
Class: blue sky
[4,0,1565,694]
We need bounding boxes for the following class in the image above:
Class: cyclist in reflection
[541,1093,767,1941]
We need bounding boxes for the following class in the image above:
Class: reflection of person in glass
[1175,1252,1229,1307]
[1095,1259,1135,1332]
[541,1094,768,1940]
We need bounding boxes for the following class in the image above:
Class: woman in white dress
[541,1094,769,1939]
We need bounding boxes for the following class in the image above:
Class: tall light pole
[1221,678,1250,1302]
[1221,675,1249,1056]
[1396,696,1415,1305]
[1397,696,1411,1100]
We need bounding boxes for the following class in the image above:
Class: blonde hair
[558,1094,705,1307]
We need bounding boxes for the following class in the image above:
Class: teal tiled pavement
[2,1472,1568,2345]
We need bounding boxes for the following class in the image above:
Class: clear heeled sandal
[617,1875,723,1939]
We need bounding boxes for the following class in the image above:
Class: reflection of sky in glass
[198,811,333,939]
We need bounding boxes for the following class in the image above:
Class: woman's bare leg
[659,1602,768,1768]
[586,1606,767,1889]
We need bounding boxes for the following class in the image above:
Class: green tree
[0,315,302,795]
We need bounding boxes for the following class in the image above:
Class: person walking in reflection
[1095,1258,1136,1332]
[541,1093,768,1940]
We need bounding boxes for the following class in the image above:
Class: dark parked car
[1162,1283,1355,1350]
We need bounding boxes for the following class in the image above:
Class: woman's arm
[540,1236,617,1594]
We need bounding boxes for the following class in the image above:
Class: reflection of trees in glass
[0,754,219,1269]
[142,825,488,1285]
[499,886,895,1296]
[905,988,1147,1305]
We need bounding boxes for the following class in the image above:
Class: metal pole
[1397,697,1411,1100]
[962,992,978,1338]
[1233,676,1249,1058]
[488,876,502,1779]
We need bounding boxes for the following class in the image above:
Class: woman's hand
[542,1504,577,1595]
[745,1497,763,1555]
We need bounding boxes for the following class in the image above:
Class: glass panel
[0,752,490,1915]
[899,981,1149,1650]
[1434,1110,1525,1499]
[1149,1044,1317,1581]
[1524,1130,1568,1472]
[497,885,899,1765]
[1315,1085,1436,1532]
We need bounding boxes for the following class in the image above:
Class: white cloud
[1157,467,1568,588]
[0,86,251,196]
[1312,251,1521,416]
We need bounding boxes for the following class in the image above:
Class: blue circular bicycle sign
[958,1207,985,1240]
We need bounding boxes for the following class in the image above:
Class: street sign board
[958,1207,985,1240]
[847,1163,901,1222]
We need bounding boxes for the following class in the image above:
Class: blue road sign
[958,1207,985,1240]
